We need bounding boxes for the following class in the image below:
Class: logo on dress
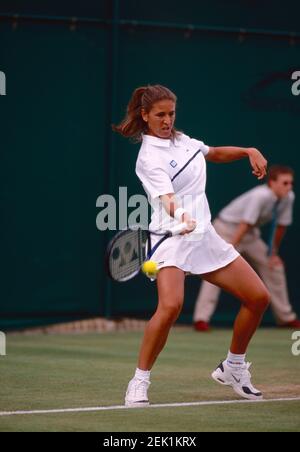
[170,160,178,168]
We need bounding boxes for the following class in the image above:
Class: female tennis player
[113,84,270,406]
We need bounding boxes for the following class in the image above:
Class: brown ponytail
[112,84,178,142]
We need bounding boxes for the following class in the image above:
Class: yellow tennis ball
[141,260,158,275]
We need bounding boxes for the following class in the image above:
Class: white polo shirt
[219,185,295,227]
[135,133,211,234]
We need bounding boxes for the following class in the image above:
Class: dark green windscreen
[0,1,299,329]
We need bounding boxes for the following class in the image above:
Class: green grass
[0,329,300,432]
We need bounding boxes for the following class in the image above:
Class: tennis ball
[141,260,158,275]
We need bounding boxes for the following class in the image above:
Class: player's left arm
[206,146,268,180]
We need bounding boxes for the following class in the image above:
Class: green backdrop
[0,1,299,330]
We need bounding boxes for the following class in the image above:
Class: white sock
[226,351,246,370]
[134,368,151,380]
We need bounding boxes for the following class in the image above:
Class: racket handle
[169,222,188,236]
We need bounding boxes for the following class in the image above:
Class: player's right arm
[160,193,197,234]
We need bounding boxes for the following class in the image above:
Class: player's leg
[125,266,185,407]
[202,255,270,400]
[203,256,270,353]
[138,266,185,370]
[193,218,241,331]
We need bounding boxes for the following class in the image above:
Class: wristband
[174,207,187,222]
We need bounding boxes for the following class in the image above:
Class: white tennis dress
[135,133,239,275]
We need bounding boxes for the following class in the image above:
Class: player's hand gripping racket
[105,222,188,282]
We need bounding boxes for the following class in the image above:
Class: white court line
[0,397,300,417]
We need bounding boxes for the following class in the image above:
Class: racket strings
[108,229,148,282]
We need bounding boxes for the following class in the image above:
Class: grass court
[0,328,300,432]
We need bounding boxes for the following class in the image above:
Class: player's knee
[252,288,271,313]
[160,298,183,323]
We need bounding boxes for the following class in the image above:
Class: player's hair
[112,84,178,142]
[267,165,294,185]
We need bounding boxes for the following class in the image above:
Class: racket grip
[169,222,188,236]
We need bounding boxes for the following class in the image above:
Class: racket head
[105,228,149,282]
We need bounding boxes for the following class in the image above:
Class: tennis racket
[105,222,188,282]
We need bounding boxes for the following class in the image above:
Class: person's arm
[230,222,252,247]
[206,147,268,180]
[159,193,196,234]
[272,225,287,255]
[268,225,287,268]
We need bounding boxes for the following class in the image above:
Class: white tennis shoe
[211,360,263,400]
[125,377,150,407]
